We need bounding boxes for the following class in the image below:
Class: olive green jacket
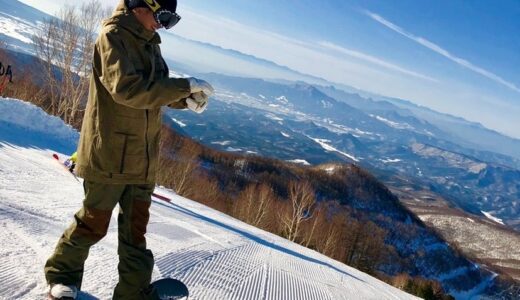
[75,1,191,184]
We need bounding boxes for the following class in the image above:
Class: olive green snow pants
[44,180,157,299]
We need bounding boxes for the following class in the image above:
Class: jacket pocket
[118,133,129,174]
[114,133,146,176]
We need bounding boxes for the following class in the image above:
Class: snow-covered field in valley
[0,97,419,299]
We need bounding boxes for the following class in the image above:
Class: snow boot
[47,284,78,300]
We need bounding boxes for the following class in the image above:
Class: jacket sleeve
[96,29,191,109]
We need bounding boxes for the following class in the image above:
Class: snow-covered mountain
[0,0,50,54]
[165,73,520,231]
[0,97,420,299]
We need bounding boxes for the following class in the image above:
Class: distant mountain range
[161,31,333,87]
[319,85,520,163]
[165,73,520,232]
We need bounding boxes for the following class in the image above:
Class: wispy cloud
[365,10,520,93]
[173,8,442,89]
[318,41,439,82]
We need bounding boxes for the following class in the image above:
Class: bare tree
[279,180,317,242]
[313,211,344,258]
[301,202,324,248]
[342,220,387,273]
[235,183,275,227]
[251,184,276,227]
[319,223,342,257]
[33,16,58,109]
[158,139,202,196]
[33,0,111,126]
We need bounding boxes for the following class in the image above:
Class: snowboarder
[44,0,213,299]
[63,152,77,173]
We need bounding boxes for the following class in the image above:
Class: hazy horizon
[17,0,520,139]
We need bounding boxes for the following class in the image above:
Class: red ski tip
[152,193,171,203]
[52,154,59,160]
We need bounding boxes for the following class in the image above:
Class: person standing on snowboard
[44,0,213,299]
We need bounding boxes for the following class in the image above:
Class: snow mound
[0,97,78,153]
[0,98,78,141]
[287,159,311,166]
[481,211,505,225]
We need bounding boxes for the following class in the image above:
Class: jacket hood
[103,0,161,44]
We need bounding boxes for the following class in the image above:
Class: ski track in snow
[0,99,419,299]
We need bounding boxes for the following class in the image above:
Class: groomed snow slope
[0,97,418,300]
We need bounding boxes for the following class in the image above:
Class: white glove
[186,92,209,114]
[187,77,214,96]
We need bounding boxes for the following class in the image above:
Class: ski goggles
[154,9,181,29]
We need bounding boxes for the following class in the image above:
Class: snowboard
[152,278,189,300]
[48,279,188,300]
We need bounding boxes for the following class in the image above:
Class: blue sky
[19,0,520,138]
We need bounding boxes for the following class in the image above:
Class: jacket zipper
[144,45,154,181]
[145,109,150,180]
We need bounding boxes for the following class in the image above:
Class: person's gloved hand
[186,91,209,114]
[187,77,214,96]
